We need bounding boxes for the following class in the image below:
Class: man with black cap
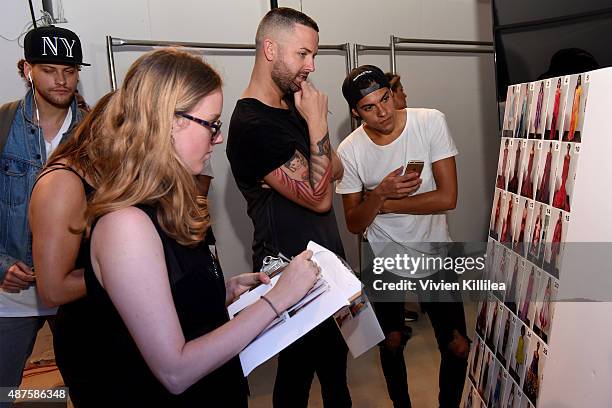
[336,65,470,408]
[0,25,89,393]
[227,7,350,408]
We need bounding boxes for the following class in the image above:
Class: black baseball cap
[24,25,90,66]
[342,65,390,109]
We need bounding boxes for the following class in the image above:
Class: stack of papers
[228,241,383,376]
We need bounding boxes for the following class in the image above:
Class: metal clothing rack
[106,36,352,91]
[351,35,494,73]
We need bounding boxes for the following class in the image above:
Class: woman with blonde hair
[30,48,318,406]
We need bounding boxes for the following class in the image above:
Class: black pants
[374,298,468,408]
[273,317,351,408]
[363,241,469,408]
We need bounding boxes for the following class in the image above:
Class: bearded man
[0,24,89,395]
[227,7,350,408]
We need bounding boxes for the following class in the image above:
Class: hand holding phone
[403,160,424,176]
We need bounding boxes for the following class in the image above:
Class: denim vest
[0,90,83,281]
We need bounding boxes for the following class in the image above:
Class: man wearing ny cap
[0,25,89,393]
[336,65,470,408]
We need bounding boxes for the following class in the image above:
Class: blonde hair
[85,48,222,246]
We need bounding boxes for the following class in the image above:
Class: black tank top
[55,199,247,406]
[33,164,98,403]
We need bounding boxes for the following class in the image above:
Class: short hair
[255,7,319,50]
[385,72,401,91]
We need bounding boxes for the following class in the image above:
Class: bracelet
[261,295,281,318]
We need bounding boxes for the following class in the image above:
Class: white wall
[1,0,497,275]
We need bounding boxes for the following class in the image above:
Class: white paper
[227,241,362,376]
[333,295,385,358]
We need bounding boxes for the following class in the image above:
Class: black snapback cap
[24,25,90,66]
[342,65,390,109]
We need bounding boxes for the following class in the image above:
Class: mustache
[49,86,72,92]
[291,73,311,90]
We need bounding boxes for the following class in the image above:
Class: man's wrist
[0,255,19,282]
[371,187,386,204]
[378,201,387,215]
[370,189,387,214]
[307,122,328,142]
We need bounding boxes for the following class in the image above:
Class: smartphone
[403,160,424,175]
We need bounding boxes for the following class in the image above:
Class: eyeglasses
[176,112,222,142]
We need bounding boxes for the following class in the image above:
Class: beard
[35,86,75,109]
[271,58,303,95]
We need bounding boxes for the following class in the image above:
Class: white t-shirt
[336,108,458,277]
[44,109,72,160]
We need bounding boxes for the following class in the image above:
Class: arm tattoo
[267,143,332,206]
[283,151,309,182]
[314,133,331,157]
[310,133,332,189]
[270,167,330,203]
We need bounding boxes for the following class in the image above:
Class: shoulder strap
[32,163,87,192]
[0,101,21,155]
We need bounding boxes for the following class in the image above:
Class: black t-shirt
[227,98,345,269]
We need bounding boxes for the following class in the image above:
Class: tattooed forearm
[314,133,331,157]
[283,151,309,182]
[270,166,330,202]
[310,133,332,188]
